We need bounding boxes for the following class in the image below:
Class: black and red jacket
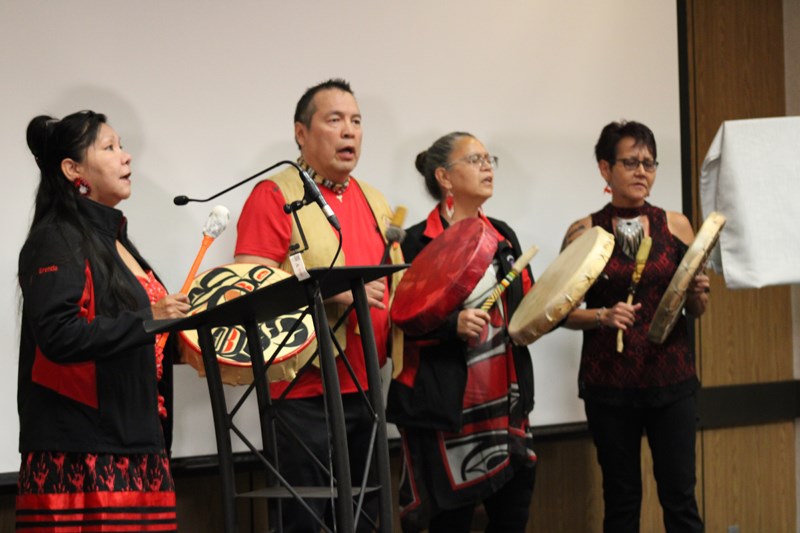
[387,211,534,432]
[17,198,171,455]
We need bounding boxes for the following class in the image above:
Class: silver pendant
[615,216,644,259]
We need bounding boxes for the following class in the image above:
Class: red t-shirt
[235,177,390,398]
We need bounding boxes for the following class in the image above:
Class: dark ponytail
[24,110,141,312]
[26,110,107,230]
[415,131,473,201]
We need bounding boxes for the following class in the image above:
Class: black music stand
[146,265,405,533]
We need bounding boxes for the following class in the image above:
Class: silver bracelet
[595,307,605,328]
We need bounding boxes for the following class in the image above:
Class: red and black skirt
[16,450,177,532]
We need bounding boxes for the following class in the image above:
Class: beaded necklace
[297,157,350,202]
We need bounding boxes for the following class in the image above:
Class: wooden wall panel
[701,423,795,531]
[0,495,12,533]
[528,437,603,532]
[175,474,227,530]
[175,471,272,531]
[686,0,796,531]
[527,435,701,533]
[689,0,792,388]
[692,0,786,149]
[700,273,794,385]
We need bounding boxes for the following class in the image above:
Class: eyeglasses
[445,153,499,170]
[616,157,658,172]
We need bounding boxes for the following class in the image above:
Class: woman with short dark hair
[562,120,708,533]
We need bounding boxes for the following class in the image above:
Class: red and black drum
[179,263,317,385]
[391,217,499,337]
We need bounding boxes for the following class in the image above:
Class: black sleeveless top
[579,202,699,407]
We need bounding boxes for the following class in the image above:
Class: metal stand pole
[351,278,394,533]
[197,326,239,533]
[309,283,355,532]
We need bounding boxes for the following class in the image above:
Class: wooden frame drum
[179,263,317,385]
[648,212,726,344]
[509,226,615,345]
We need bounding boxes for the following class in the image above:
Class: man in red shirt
[235,78,397,532]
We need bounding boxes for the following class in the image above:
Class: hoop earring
[74,178,91,196]
[444,191,455,221]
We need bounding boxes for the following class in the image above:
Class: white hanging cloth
[699,116,800,289]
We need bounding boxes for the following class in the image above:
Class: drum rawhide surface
[509,226,615,345]
[179,263,317,385]
[391,217,499,337]
[648,211,726,344]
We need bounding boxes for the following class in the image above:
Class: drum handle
[480,245,539,312]
[156,234,215,352]
[617,237,652,353]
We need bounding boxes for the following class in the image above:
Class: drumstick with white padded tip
[155,205,231,351]
[381,205,407,264]
[479,245,539,312]
[617,236,652,353]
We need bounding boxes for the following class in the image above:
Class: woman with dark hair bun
[562,120,708,532]
[388,132,537,533]
[16,110,189,532]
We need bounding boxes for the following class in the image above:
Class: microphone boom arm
[174,160,305,205]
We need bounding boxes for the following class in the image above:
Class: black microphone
[297,168,341,231]
[173,160,341,231]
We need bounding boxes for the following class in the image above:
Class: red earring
[603,184,612,194]
[445,191,455,220]
[74,178,91,196]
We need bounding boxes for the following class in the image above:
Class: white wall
[0,1,682,473]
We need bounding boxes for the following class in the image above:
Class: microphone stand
[173,158,332,260]
[283,200,310,255]
[171,159,397,531]
[175,159,339,230]
[173,160,302,206]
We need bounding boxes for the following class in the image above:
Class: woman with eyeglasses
[16,111,189,531]
[387,132,537,533]
[561,121,708,532]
